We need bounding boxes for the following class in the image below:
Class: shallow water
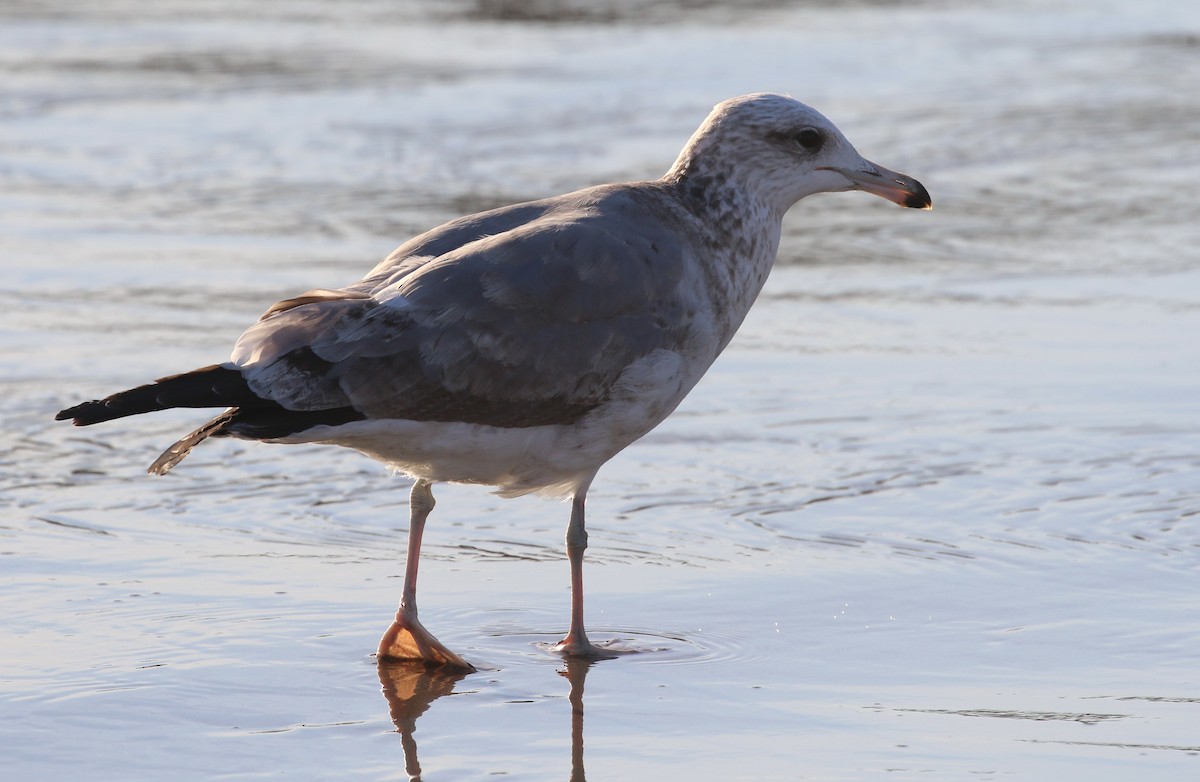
[3,0,1200,779]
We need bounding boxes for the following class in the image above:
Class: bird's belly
[275,418,591,496]
[271,348,701,498]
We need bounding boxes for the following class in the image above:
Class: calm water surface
[3,0,1199,779]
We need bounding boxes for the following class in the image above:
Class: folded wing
[233,197,691,430]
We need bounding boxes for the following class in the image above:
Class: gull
[57,93,931,670]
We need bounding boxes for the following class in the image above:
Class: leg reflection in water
[377,657,601,781]
[377,659,470,780]
[560,656,596,782]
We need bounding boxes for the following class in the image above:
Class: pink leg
[378,480,474,670]
[553,486,608,657]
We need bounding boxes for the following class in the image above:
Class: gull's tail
[56,365,255,474]
[56,364,253,426]
[56,364,365,474]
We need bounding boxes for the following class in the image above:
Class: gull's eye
[795,128,823,152]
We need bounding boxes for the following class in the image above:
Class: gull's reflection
[377,655,600,781]
[559,656,596,782]
[378,659,470,780]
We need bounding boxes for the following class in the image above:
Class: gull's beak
[824,162,932,210]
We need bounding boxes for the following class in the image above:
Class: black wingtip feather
[57,363,369,442]
[55,365,258,426]
[56,400,113,426]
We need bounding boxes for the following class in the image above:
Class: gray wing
[231,196,691,428]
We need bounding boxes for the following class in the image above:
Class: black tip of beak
[904,179,932,210]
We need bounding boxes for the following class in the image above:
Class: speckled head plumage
[666,92,931,214]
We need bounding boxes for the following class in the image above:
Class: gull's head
[667,93,931,213]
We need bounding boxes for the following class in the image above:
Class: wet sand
[3,0,1199,779]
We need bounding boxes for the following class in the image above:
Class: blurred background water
[2,0,1199,779]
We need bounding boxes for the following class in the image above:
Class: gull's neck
[660,155,785,350]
